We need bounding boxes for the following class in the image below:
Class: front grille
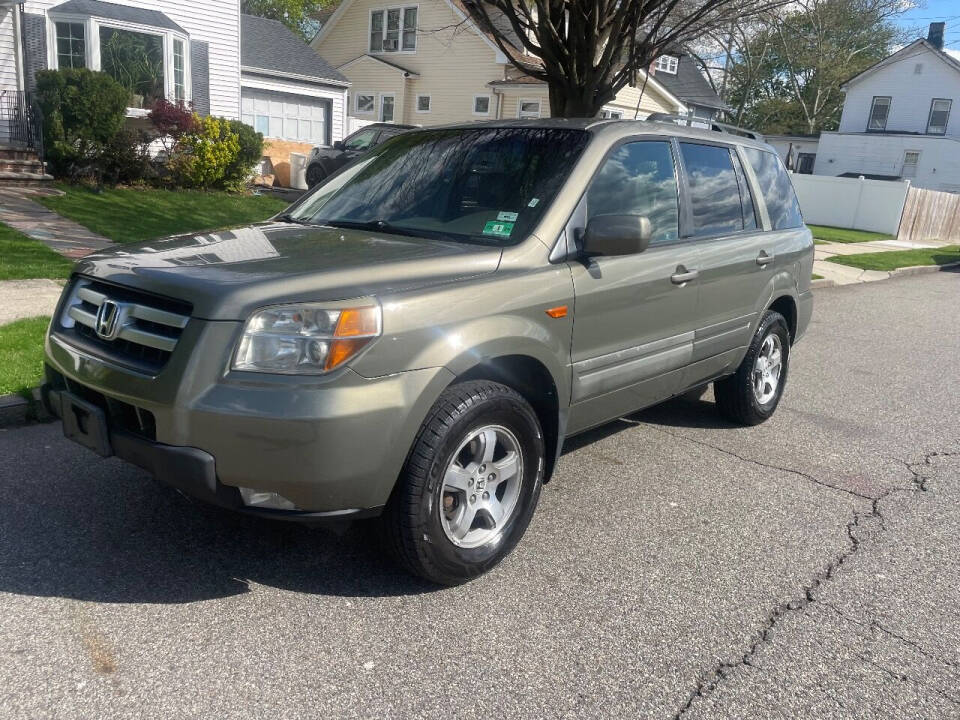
[56,277,192,374]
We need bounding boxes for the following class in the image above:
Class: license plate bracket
[61,393,113,457]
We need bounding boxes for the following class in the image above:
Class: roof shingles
[241,14,347,85]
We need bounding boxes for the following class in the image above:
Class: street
[1,270,958,719]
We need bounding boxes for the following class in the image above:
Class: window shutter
[191,40,210,116]
[23,13,48,90]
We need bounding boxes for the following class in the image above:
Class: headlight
[232,301,381,374]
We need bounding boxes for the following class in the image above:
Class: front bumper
[44,322,454,517]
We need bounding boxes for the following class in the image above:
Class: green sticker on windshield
[482,220,514,238]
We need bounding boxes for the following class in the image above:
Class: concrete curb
[810,278,838,289]
[0,388,53,429]
[889,261,960,278]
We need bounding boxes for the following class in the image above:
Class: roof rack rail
[644,113,764,141]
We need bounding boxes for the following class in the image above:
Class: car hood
[74,222,503,320]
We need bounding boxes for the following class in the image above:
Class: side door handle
[670,267,699,285]
[756,251,775,266]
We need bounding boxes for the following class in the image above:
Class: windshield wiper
[323,219,424,239]
[276,213,316,226]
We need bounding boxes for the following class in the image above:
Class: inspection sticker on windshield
[483,220,514,238]
[497,211,518,222]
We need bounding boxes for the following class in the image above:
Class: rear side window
[743,147,804,230]
[679,142,747,237]
[586,141,679,246]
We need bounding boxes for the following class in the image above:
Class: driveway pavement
[1,271,958,718]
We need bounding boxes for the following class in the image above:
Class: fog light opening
[238,487,299,511]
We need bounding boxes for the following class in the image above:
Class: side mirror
[582,215,652,256]
[333,140,344,151]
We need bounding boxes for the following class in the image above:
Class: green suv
[43,118,814,585]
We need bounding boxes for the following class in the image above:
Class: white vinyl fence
[789,174,910,235]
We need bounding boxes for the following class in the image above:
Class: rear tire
[714,310,790,426]
[382,380,544,585]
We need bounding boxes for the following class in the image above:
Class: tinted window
[586,141,679,246]
[743,147,804,230]
[679,142,744,237]
[732,152,758,230]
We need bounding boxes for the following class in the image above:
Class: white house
[814,22,960,192]
[0,1,349,186]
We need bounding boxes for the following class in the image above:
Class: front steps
[0,145,53,188]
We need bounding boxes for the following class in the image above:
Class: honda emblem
[95,300,122,340]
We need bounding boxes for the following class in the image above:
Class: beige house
[312,0,686,128]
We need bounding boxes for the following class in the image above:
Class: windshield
[289,127,589,246]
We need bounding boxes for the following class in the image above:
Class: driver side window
[344,128,379,150]
[586,141,680,246]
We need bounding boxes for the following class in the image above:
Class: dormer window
[655,55,678,74]
[370,7,417,53]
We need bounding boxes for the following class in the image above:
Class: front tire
[714,310,790,425]
[382,381,545,585]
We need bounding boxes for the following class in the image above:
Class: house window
[370,6,417,53]
[173,39,186,103]
[599,108,623,119]
[416,95,431,112]
[655,55,678,74]
[55,22,86,69]
[380,94,395,122]
[99,27,166,108]
[927,98,951,135]
[902,151,920,178]
[517,98,541,118]
[473,95,491,115]
[868,96,891,131]
[355,93,375,114]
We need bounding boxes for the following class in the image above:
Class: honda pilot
[44,118,814,585]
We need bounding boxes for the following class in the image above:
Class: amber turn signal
[545,306,568,318]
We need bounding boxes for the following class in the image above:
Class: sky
[898,0,960,55]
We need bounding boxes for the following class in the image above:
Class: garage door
[241,89,331,145]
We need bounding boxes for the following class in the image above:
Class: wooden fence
[897,186,960,243]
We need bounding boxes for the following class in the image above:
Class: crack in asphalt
[647,426,877,502]
[856,653,960,707]
[646,435,960,720]
[824,601,959,670]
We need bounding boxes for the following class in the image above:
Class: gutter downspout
[493,88,502,119]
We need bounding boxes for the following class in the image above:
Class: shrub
[99,129,155,186]
[35,68,130,178]
[167,114,240,189]
[223,119,264,190]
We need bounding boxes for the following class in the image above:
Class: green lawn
[812,274,824,280]
[0,317,49,397]
[826,245,960,271]
[808,224,894,244]
[39,185,289,244]
[0,223,74,281]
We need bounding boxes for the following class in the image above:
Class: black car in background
[305,123,415,187]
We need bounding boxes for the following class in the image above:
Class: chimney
[928,22,945,50]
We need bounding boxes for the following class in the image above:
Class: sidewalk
[0,188,113,259]
[0,279,64,324]
[812,237,950,285]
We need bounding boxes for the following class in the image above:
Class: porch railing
[0,90,44,160]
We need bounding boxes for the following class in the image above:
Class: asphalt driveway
[1,271,958,719]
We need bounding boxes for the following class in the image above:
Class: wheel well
[456,355,561,483]
[769,295,797,342]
